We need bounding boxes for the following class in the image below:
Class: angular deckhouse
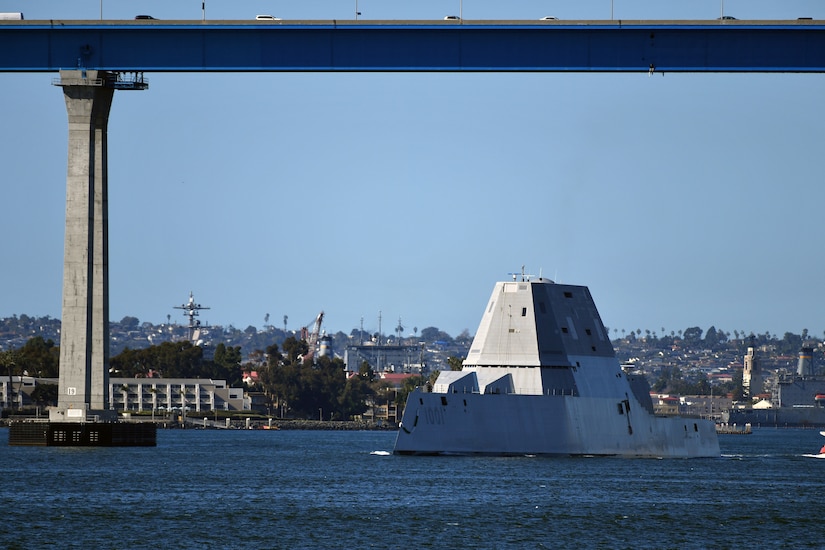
[394,277,720,457]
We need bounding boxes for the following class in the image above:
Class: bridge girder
[1,20,825,73]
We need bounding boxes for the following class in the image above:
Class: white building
[110,378,249,412]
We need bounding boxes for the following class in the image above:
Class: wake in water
[370,450,391,456]
[803,431,825,458]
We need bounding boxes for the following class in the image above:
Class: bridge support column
[49,70,116,422]
[9,70,155,445]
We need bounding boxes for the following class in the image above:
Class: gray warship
[723,347,825,427]
[394,274,720,457]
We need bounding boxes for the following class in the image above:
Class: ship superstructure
[393,276,720,457]
[724,346,825,427]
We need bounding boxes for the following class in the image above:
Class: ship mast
[174,291,210,344]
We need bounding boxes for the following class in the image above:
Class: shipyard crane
[299,311,324,364]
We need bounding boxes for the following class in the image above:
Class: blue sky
[1,0,824,342]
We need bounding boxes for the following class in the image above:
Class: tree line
[4,324,822,414]
[612,324,817,356]
[1,335,428,419]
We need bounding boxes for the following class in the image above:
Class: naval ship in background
[393,274,720,457]
[723,346,825,427]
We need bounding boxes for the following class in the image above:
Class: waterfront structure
[797,346,815,376]
[109,378,248,413]
[724,346,825,427]
[394,275,720,457]
[344,344,424,373]
[2,376,248,413]
[1,376,51,411]
[743,339,763,399]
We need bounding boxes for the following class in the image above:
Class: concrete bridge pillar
[49,70,116,422]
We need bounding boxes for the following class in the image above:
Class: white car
[443,15,460,20]
[256,14,281,20]
[540,16,558,21]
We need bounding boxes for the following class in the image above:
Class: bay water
[0,427,821,549]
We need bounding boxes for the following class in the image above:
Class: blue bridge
[1,19,824,73]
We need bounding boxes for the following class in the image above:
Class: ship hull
[393,276,719,458]
[394,390,719,458]
[723,407,825,428]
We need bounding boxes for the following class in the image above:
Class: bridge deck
[1,20,824,72]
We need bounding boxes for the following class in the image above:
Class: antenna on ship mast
[508,265,535,282]
[174,291,210,344]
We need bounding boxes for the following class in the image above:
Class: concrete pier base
[9,421,156,447]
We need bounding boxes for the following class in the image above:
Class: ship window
[585,329,592,336]
[591,346,596,351]
[521,307,527,316]
[564,291,573,298]
[617,403,624,415]
[419,398,423,405]
[463,399,467,406]
[561,327,569,334]
[441,396,448,406]
[539,302,546,314]
[694,423,698,432]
